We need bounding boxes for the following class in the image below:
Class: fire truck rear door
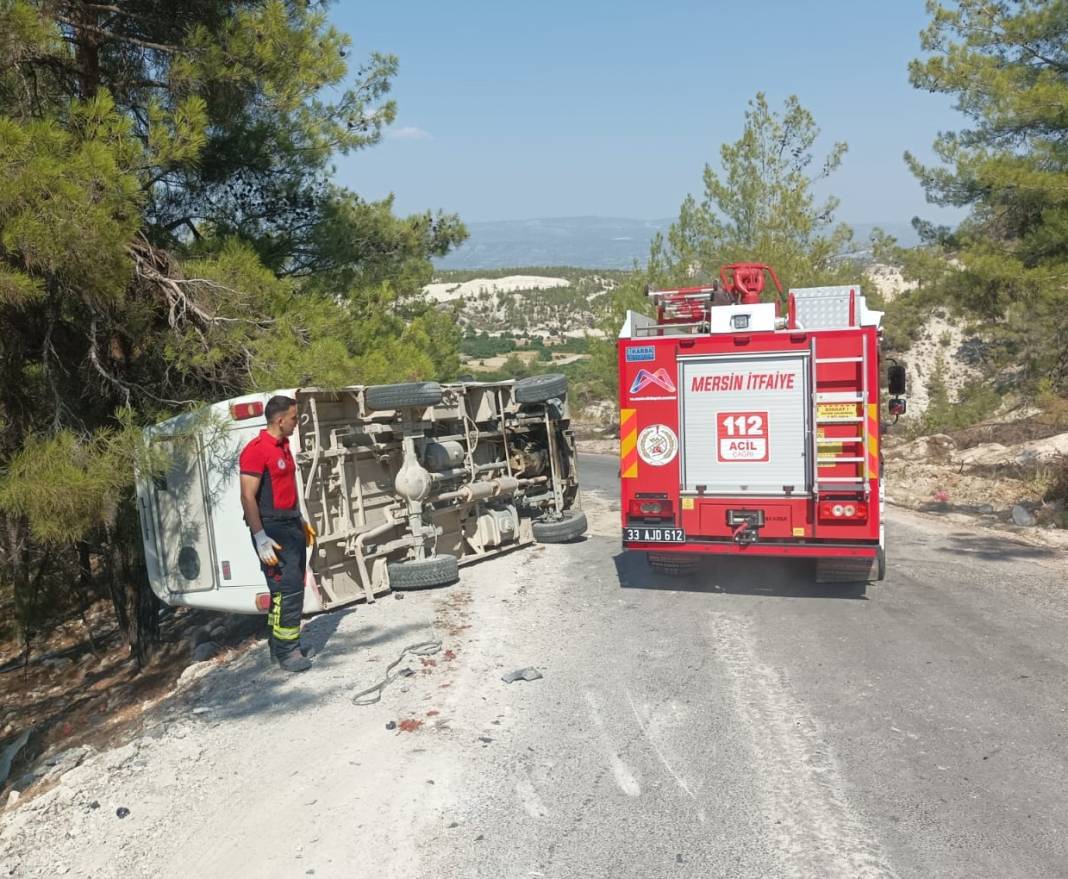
[679,352,811,496]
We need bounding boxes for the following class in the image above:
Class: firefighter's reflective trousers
[256,516,306,659]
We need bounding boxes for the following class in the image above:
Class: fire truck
[617,263,906,584]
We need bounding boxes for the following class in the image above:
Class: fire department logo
[277,458,287,470]
[637,424,678,466]
[629,368,676,396]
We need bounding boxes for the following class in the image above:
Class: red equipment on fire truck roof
[618,263,907,584]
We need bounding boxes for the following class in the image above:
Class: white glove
[253,530,282,566]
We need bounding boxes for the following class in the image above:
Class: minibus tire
[387,555,459,590]
[365,381,444,411]
[515,373,568,404]
[532,510,587,543]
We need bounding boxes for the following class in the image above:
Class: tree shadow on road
[939,532,1058,562]
[613,551,869,600]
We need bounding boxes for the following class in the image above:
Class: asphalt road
[416,454,1068,879]
[4,453,1066,879]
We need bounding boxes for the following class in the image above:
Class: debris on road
[501,667,542,683]
[397,719,423,733]
[351,640,442,706]
[116,807,130,819]
[385,721,397,731]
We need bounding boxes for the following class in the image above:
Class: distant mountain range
[433,216,922,270]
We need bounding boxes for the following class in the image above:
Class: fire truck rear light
[230,401,264,420]
[819,502,868,521]
[255,592,272,611]
[628,499,674,519]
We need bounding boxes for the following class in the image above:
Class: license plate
[623,526,686,543]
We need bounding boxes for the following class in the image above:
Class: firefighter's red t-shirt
[239,430,298,518]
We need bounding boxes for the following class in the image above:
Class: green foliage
[460,330,589,364]
[1034,380,1068,429]
[880,287,947,354]
[911,358,1003,436]
[0,417,147,544]
[907,0,1068,390]
[0,95,141,305]
[462,333,517,359]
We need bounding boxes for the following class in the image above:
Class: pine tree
[651,93,856,289]
[907,0,1068,388]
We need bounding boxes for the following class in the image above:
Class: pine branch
[88,315,132,407]
[54,14,181,54]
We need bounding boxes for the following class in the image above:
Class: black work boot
[277,652,312,673]
[272,644,314,666]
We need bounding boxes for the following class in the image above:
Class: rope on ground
[351,639,442,706]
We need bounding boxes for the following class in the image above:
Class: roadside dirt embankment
[884,414,1068,547]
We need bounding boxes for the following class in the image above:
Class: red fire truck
[618,263,906,583]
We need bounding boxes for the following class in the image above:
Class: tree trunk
[106,518,160,669]
[76,541,100,655]
[72,2,102,99]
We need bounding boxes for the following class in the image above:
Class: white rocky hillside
[423,274,612,339]
[870,263,983,416]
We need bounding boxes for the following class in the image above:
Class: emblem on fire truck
[629,368,676,396]
[637,424,678,466]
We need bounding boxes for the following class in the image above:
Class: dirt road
[2,454,1067,878]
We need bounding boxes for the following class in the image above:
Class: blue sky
[329,1,965,227]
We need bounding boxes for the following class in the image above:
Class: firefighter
[239,395,317,672]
